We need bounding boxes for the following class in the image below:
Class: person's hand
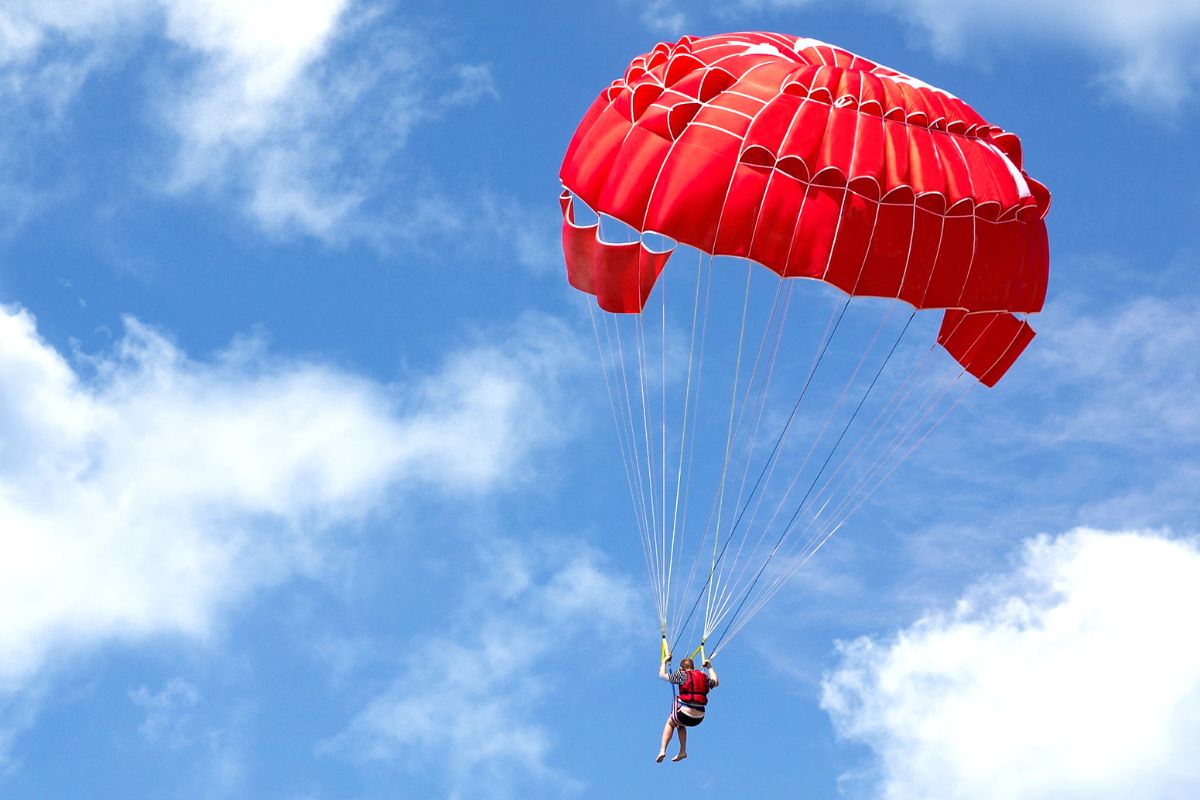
[702,660,711,668]
[664,652,673,663]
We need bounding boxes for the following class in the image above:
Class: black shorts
[673,702,705,727]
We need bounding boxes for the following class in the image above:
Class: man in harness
[657,653,719,762]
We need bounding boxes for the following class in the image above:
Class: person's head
[680,657,695,670]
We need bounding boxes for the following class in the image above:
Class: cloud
[0,304,583,697]
[0,1,496,240]
[477,194,563,275]
[627,1,1200,108]
[155,1,496,240]
[326,539,639,799]
[1031,294,1200,447]
[871,0,1200,108]
[129,677,201,747]
[822,527,1200,800]
[622,0,688,35]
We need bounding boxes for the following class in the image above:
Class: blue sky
[1,1,1199,798]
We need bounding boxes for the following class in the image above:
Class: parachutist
[564,31,1050,676]
[656,655,718,763]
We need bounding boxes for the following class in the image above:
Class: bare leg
[657,716,676,762]
[672,726,688,761]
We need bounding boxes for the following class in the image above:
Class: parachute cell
[560,32,1050,384]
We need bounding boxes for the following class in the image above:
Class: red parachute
[559,33,1050,658]
[561,32,1049,387]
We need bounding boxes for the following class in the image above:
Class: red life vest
[678,669,710,705]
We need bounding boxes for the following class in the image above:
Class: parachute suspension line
[726,280,796,529]
[708,301,903,616]
[669,295,852,653]
[734,379,969,641]
[708,296,850,566]
[705,278,799,634]
[613,319,664,623]
[595,311,654,575]
[703,258,757,642]
[667,251,718,644]
[715,375,973,654]
[710,277,797,601]
[704,295,861,631]
[663,249,708,635]
[707,309,903,632]
[787,312,1026,571]
[632,295,667,624]
[672,267,793,658]
[803,322,961,541]
[789,314,980,559]
[660,260,668,625]
[807,336,946,523]
[710,315,1033,655]
[734,338,949,631]
[587,302,658,604]
[583,303,643,561]
[709,310,916,651]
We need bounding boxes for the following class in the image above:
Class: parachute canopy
[560,33,1051,657]
[561,32,1049,386]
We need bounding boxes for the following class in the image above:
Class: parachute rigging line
[669,294,851,653]
[709,310,916,652]
[562,32,1050,658]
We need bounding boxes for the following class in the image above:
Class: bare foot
[655,752,666,763]
[672,752,688,762]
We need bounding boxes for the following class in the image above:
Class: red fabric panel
[960,217,1016,311]
[897,202,945,306]
[881,118,911,189]
[932,130,973,201]
[922,206,975,307]
[644,136,739,251]
[1018,219,1050,312]
[692,104,754,139]
[787,182,843,279]
[561,194,672,313]
[857,194,913,297]
[560,32,1052,385]
[938,310,1036,387]
[716,162,772,258]
[778,100,834,171]
[744,94,805,154]
[750,172,811,276]
[599,125,673,228]
[823,189,878,293]
[907,128,946,196]
[562,93,613,179]
[561,101,633,209]
[817,105,860,176]
[848,111,886,185]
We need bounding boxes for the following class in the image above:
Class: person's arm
[703,659,719,688]
[659,653,673,681]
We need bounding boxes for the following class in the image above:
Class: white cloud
[129,677,201,746]
[0,1,496,240]
[632,1,1200,108]
[1032,294,1200,447]
[822,527,1200,800]
[326,540,639,799]
[0,304,582,697]
[872,0,1200,107]
[624,0,689,35]
[479,194,563,275]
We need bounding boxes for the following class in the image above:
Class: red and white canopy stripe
[560,32,1050,386]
